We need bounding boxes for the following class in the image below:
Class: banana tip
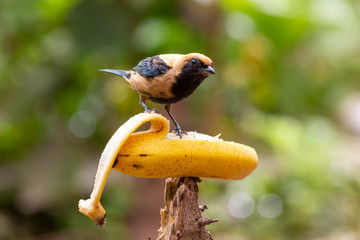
[78,199,107,226]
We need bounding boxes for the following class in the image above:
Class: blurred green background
[1,0,360,239]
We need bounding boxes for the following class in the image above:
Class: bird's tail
[99,69,131,79]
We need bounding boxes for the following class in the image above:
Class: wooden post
[156,177,218,240]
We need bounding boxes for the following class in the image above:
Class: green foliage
[1,0,360,239]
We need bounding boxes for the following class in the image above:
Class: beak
[99,69,123,76]
[203,65,215,75]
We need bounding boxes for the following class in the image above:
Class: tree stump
[156,177,218,240]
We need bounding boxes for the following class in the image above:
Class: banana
[78,113,258,226]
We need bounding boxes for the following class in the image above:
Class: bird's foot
[143,108,158,114]
[173,127,187,139]
[143,107,156,113]
[143,106,151,113]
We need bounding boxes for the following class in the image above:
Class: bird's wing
[133,56,172,78]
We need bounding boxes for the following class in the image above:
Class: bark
[156,177,218,240]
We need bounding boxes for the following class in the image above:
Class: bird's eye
[191,58,198,66]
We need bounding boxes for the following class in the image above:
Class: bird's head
[176,53,215,77]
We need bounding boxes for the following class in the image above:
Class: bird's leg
[139,95,151,113]
[165,104,187,139]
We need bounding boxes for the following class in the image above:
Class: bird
[99,53,215,138]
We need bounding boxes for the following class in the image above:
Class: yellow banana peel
[78,113,258,226]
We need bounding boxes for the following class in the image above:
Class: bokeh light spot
[228,192,254,218]
[226,12,255,41]
[69,110,96,138]
[133,18,169,52]
[310,0,355,26]
[249,0,291,17]
[257,193,283,218]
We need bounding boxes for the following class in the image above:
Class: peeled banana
[78,113,258,226]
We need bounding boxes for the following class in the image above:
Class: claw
[174,127,187,139]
